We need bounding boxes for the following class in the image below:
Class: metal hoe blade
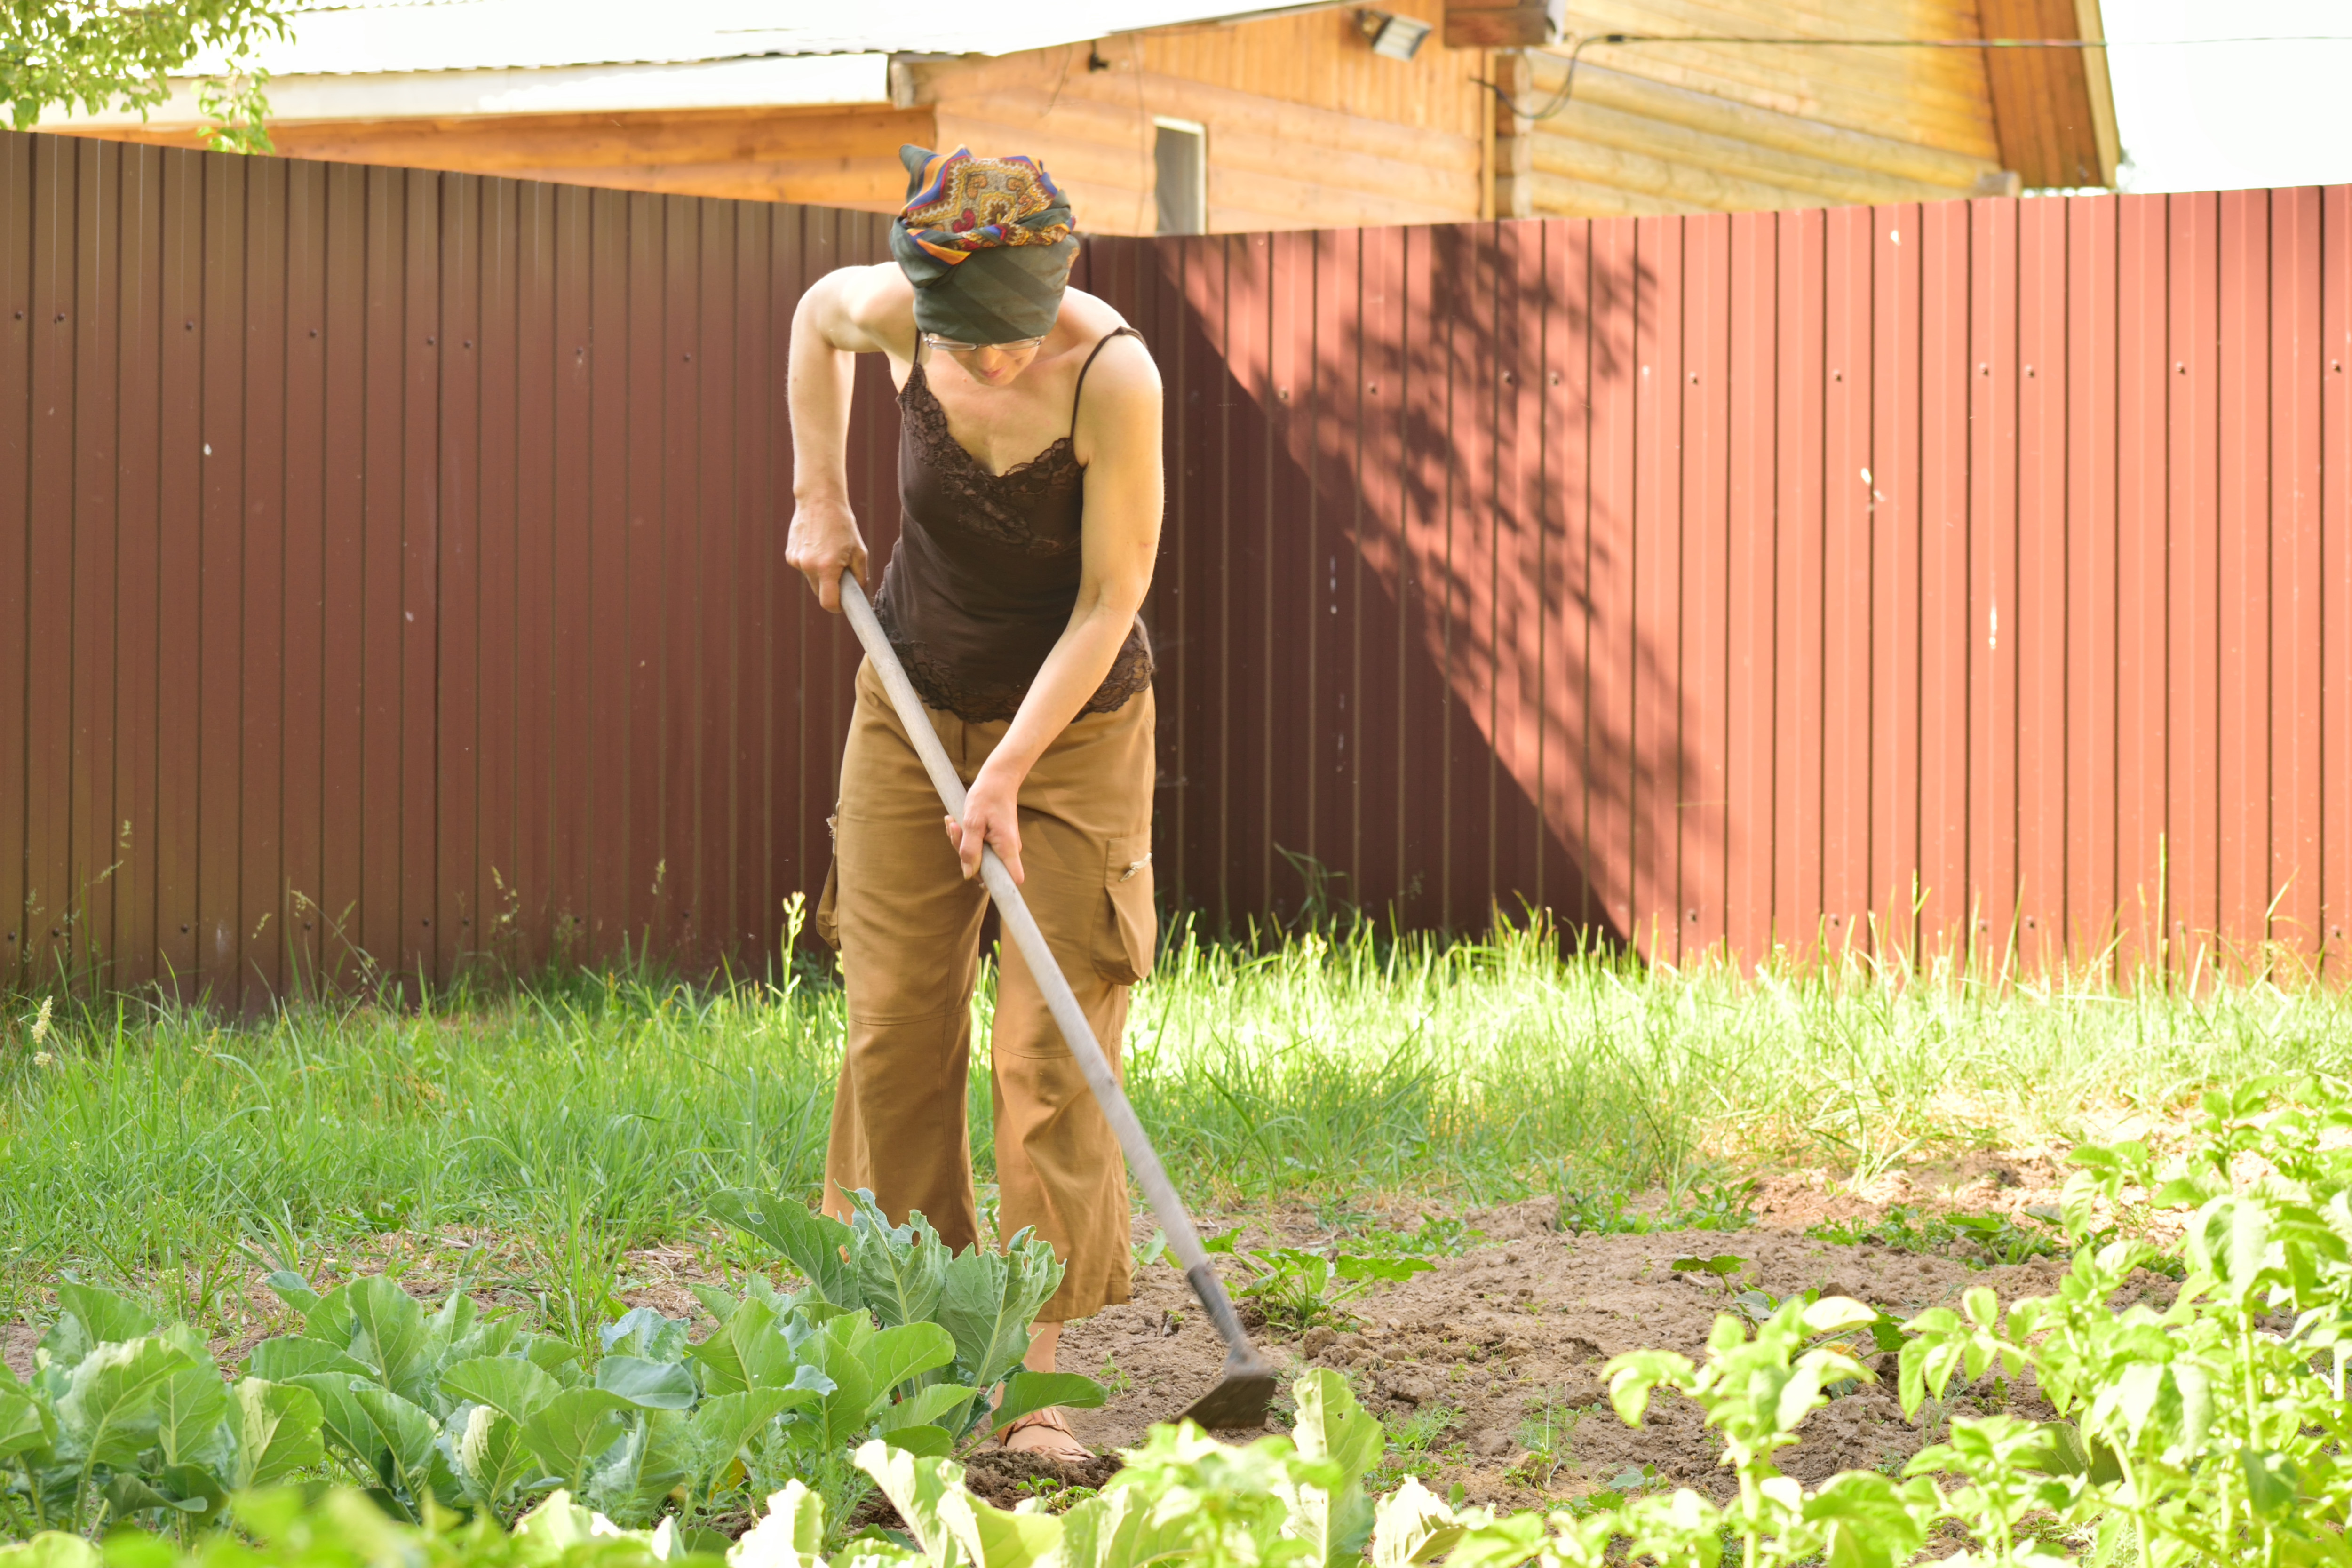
[1172,1261,1280,1429]
[1178,1348,1282,1430]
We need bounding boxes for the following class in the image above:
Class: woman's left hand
[946,762,1025,884]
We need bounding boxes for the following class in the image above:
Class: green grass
[5,914,2352,1319]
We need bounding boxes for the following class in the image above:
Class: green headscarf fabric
[889,144,1079,345]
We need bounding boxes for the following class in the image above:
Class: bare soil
[1061,1152,2177,1507]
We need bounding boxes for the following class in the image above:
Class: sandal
[1000,1406,1092,1464]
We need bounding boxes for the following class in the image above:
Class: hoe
[841,571,1279,1432]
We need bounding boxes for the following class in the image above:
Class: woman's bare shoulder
[1062,290,1159,393]
[1059,286,1135,341]
[810,263,916,357]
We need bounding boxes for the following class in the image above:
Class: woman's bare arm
[947,336,1163,883]
[784,263,908,612]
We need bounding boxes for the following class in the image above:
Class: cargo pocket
[813,814,842,951]
[1092,833,1157,985]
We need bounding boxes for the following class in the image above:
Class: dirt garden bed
[1061,1153,2180,1507]
[0,1146,2180,1521]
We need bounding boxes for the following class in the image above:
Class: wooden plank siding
[914,0,1483,235]
[1499,0,2118,221]
[8,123,2348,1008]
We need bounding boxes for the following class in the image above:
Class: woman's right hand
[786,495,871,613]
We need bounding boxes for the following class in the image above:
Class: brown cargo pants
[813,657,1155,1322]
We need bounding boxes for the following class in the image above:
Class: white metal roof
[205,0,1346,76]
[36,0,1351,130]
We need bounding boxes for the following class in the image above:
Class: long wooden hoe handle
[837,573,1276,1424]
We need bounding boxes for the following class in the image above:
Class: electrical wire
[1479,32,2352,123]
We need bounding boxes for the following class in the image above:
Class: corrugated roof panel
[187,0,1344,76]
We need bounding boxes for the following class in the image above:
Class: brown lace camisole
[872,328,1156,724]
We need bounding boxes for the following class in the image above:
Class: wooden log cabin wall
[40,0,2117,230]
[1488,0,2116,219]
[899,3,1485,235]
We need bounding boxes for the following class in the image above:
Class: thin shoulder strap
[1070,326,1144,435]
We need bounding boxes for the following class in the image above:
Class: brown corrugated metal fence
[3,127,2347,1005]
[0,133,906,1007]
[1080,191,2352,979]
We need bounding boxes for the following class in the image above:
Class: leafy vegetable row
[0,1190,1105,1540]
[17,1075,2352,1566]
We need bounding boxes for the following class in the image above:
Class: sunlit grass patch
[5,913,2351,1313]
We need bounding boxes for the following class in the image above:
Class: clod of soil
[959,1449,1124,1506]
[845,1449,1120,1536]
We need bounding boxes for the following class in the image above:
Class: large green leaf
[601,1308,689,1364]
[162,1460,232,1522]
[509,1489,610,1556]
[1804,1471,1933,1568]
[881,1425,954,1459]
[1290,1369,1381,1486]
[343,1276,435,1405]
[1056,1486,1158,1568]
[874,1383,980,1437]
[283,1373,384,1472]
[692,1386,795,1441]
[227,1378,325,1490]
[102,1472,210,1522]
[853,1439,969,1568]
[448,1314,523,1367]
[728,1479,827,1568]
[1280,1370,1379,1567]
[441,1355,563,1423]
[55,1337,189,1469]
[245,1335,375,1384]
[1367,1478,1463,1568]
[936,1243,1061,1393]
[865,1323,959,1400]
[522,1337,587,1383]
[519,1387,631,1490]
[596,1354,699,1411]
[0,1385,55,1465]
[0,1536,101,1568]
[709,1189,862,1310]
[686,1283,742,1327]
[683,1388,798,1482]
[583,1409,691,1528]
[262,1271,325,1317]
[687,1300,816,1398]
[155,1363,230,1468]
[44,1284,158,1369]
[352,1386,439,1484]
[937,1483,1063,1568]
[809,1326,878,1451]
[844,1191,953,1330]
[427,1288,480,1353]
[984,1372,1106,1440]
[451,1403,543,1510]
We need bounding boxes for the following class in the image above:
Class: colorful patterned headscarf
[889,144,1079,345]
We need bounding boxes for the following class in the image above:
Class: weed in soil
[1202,1229,1435,1332]
[1371,1403,1464,1488]
[1553,1178,1759,1237]
[1506,1393,1591,1489]
[1804,1202,2069,1268]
